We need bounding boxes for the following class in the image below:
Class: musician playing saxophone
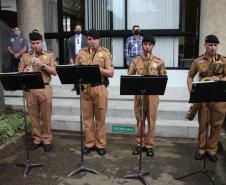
[187,35,226,162]
[18,31,57,152]
[128,34,167,157]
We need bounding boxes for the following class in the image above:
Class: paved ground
[0,132,226,185]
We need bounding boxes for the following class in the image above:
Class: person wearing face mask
[74,29,114,156]
[68,23,87,91]
[7,27,28,72]
[187,35,226,162]
[124,25,143,67]
[18,31,57,152]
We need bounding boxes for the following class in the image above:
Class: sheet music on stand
[56,64,102,84]
[0,72,44,91]
[120,75,168,95]
[189,80,226,103]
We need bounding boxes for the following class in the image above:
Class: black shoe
[132,146,143,155]
[146,148,154,157]
[71,87,76,91]
[30,143,42,150]
[83,147,94,154]
[96,148,106,156]
[206,153,218,162]
[43,144,52,152]
[195,152,205,160]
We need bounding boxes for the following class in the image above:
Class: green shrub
[0,113,29,144]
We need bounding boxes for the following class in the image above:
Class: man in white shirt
[68,23,86,91]
[69,24,86,64]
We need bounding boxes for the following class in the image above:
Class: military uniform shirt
[189,53,226,81]
[75,47,114,79]
[19,51,56,83]
[128,54,167,76]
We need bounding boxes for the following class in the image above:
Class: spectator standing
[68,23,86,91]
[124,25,143,67]
[7,27,28,72]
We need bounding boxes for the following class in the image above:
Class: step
[4,85,190,101]
[52,115,198,138]
[4,96,195,120]
[3,85,199,138]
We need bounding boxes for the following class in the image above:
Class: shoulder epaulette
[45,51,52,53]
[195,54,205,61]
[198,54,205,58]
[80,48,88,52]
[153,56,163,61]
[133,55,142,62]
[100,47,110,53]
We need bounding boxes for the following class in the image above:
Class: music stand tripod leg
[67,83,99,177]
[125,94,150,185]
[16,91,44,177]
[16,160,44,177]
[176,105,215,185]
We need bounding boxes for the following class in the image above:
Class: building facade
[1,0,226,87]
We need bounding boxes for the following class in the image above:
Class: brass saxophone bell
[83,84,91,93]
[185,103,200,121]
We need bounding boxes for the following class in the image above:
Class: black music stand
[57,65,101,177]
[0,72,45,177]
[176,80,226,185]
[120,75,168,185]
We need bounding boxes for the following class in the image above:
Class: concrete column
[16,0,45,41]
[199,0,226,55]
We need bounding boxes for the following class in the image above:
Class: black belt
[44,83,49,85]
[91,83,103,87]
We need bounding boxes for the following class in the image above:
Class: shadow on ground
[0,132,226,185]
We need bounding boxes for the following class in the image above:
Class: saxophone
[186,57,223,120]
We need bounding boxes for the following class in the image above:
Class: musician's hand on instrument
[24,66,31,72]
[32,57,43,67]
[212,75,221,81]
[99,66,104,73]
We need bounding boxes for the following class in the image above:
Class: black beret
[205,35,220,44]
[29,32,42,41]
[142,34,155,45]
[87,29,99,39]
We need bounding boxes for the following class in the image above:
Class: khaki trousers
[81,85,108,148]
[26,85,52,144]
[198,102,226,155]
[134,95,159,148]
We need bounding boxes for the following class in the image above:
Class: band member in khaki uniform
[18,32,57,152]
[74,29,114,156]
[128,35,167,157]
[187,35,226,162]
